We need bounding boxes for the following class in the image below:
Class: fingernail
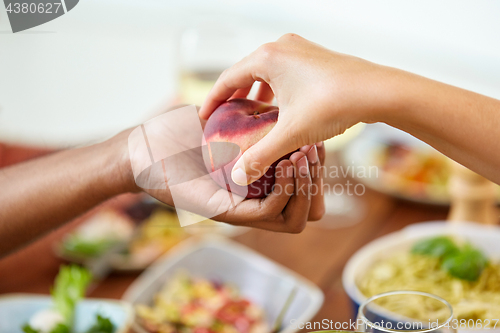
[316,142,323,148]
[300,145,312,153]
[287,165,294,178]
[307,145,318,164]
[232,167,248,186]
[297,156,309,177]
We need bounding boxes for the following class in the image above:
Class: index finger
[199,55,267,120]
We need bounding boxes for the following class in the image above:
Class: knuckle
[219,68,229,80]
[217,69,230,88]
[261,211,278,223]
[287,221,306,234]
[266,213,278,222]
[278,33,298,42]
[274,163,285,178]
[308,207,325,221]
[256,42,277,61]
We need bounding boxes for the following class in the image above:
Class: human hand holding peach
[127,103,325,232]
[201,33,500,187]
[199,33,399,186]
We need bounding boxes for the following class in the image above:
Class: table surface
[0,144,452,330]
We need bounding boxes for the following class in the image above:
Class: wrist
[99,128,140,195]
[365,66,433,130]
[360,65,411,125]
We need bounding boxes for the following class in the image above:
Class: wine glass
[356,291,455,333]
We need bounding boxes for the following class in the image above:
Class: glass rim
[309,331,365,333]
[358,290,454,333]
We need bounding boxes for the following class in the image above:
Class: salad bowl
[123,235,324,333]
[0,294,133,333]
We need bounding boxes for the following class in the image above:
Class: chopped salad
[136,272,268,333]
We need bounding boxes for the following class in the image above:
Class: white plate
[341,124,451,205]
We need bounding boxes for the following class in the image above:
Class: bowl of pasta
[343,221,500,329]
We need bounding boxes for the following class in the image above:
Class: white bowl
[123,236,324,333]
[343,221,500,316]
[0,294,133,333]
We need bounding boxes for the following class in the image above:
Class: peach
[203,98,290,199]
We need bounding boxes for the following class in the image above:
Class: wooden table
[0,144,450,329]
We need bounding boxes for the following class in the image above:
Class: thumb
[231,124,297,186]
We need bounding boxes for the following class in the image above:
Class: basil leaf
[441,244,488,281]
[411,236,459,258]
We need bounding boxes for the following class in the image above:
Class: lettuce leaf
[63,236,116,257]
[51,265,92,325]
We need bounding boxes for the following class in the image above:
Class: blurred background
[1,0,500,146]
[1,1,500,333]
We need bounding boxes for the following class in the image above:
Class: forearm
[375,69,500,184]
[0,131,135,256]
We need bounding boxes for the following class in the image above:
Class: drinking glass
[177,23,251,106]
[310,291,455,333]
[357,291,455,333]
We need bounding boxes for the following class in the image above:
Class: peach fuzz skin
[203,98,291,199]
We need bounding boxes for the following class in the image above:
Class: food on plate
[57,207,187,270]
[119,209,187,267]
[136,271,268,333]
[60,210,134,258]
[358,236,500,321]
[375,142,450,201]
[203,98,291,199]
[22,265,115,333]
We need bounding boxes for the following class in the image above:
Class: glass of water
[356,291,455,333]
[311,291,455,333]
